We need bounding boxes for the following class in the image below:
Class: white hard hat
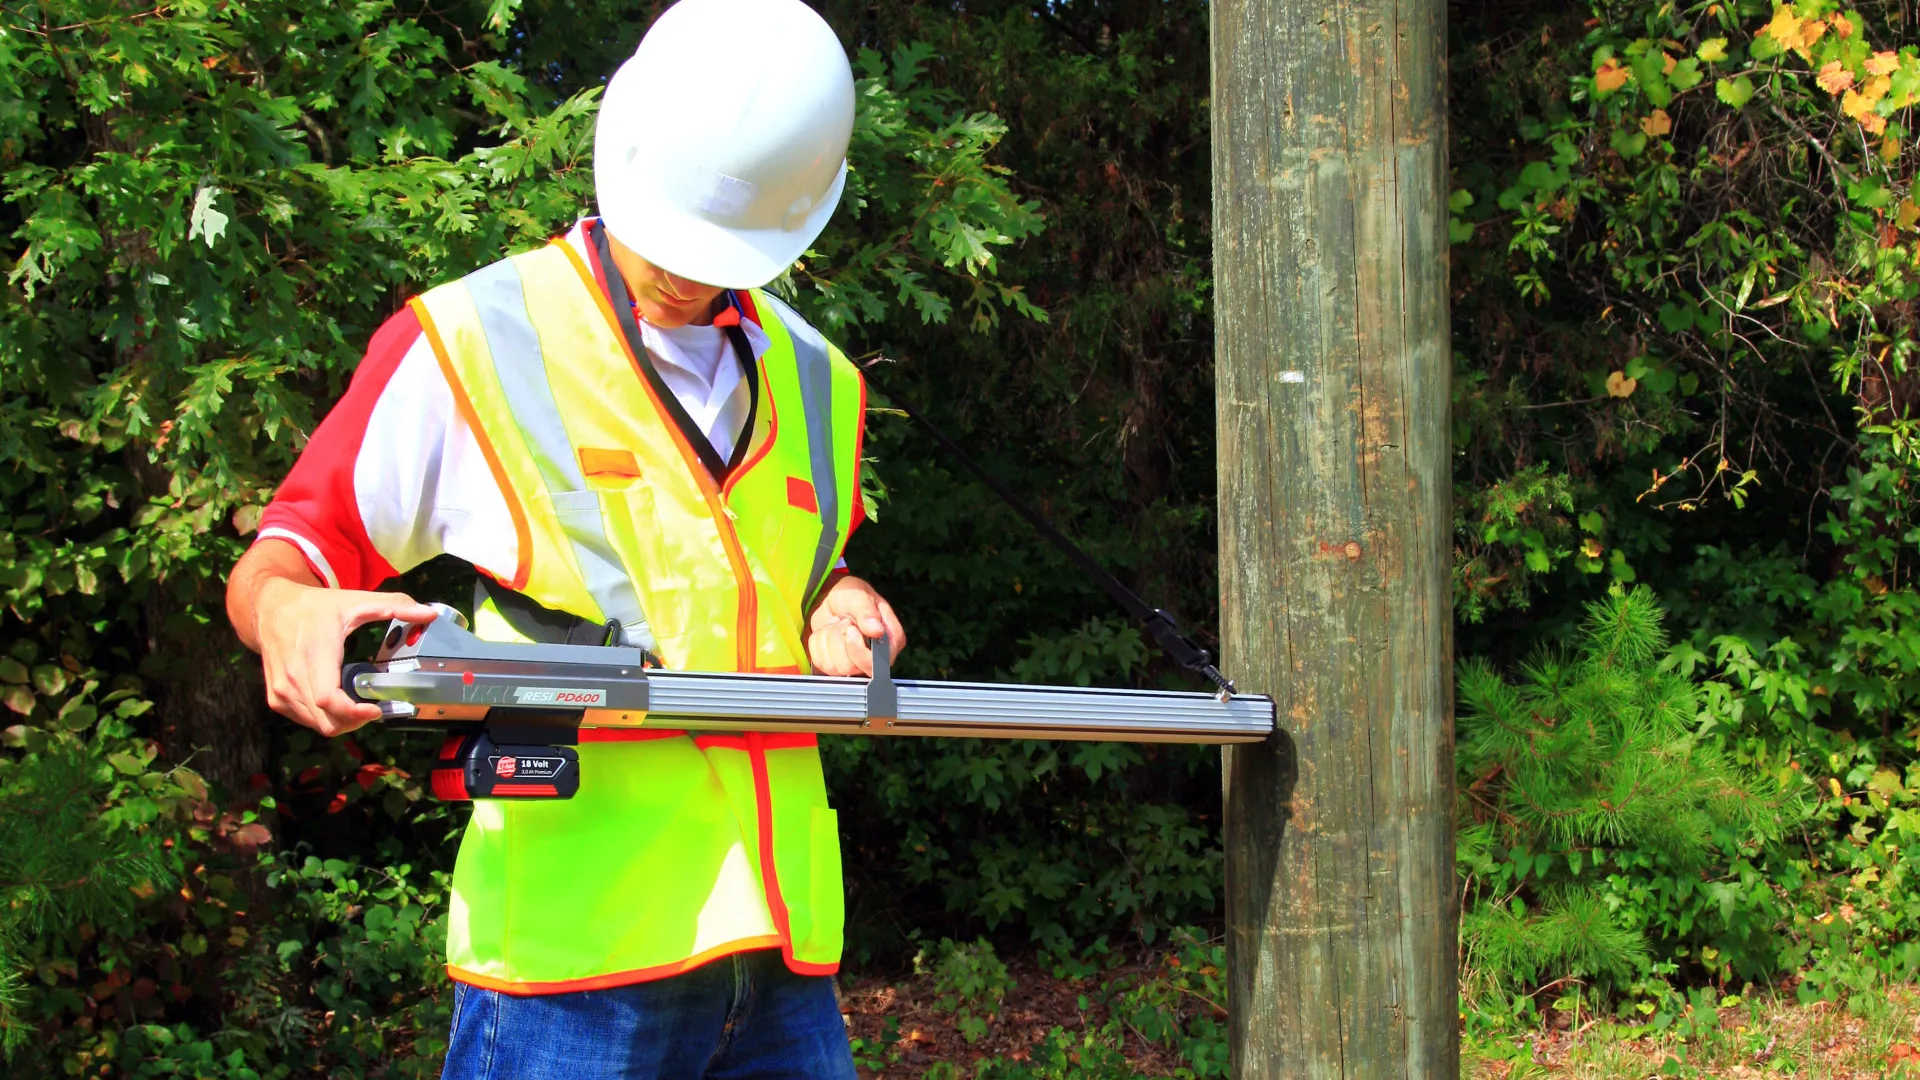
[593,0,856,289]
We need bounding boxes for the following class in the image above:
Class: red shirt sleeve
[253,307,418,591]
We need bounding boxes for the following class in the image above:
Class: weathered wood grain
[1210,0,1457,1072]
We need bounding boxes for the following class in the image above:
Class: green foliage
[1457,588,1805,1002]
[0,652,196,1057]
[1449,0,1918,626]
[1101,929,1230,1078]
[0,626,455,1074]
[799,42,1046,333]
[964,929,1227,1080]
[251,850,451,1074]
[972,1028,1140,1080]
[920,938,1016,1044]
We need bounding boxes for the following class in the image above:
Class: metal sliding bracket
[866,634,898,726]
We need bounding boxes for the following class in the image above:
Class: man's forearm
[227,539,323,653]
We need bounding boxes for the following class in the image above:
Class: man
[224,0,901,1075]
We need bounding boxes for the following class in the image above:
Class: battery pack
[430,730,581,801]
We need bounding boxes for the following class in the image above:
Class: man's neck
[601,223,719,327]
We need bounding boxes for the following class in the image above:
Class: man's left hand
[805,574,905,677]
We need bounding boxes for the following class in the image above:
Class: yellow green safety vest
[409,234,866,993]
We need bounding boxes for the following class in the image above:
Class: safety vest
[409,234,865,993]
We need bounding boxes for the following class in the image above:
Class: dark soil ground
[839,954,1194,1077]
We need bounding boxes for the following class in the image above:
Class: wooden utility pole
[1211,0,1457,1074]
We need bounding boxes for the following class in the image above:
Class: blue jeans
[442,949,857,1080]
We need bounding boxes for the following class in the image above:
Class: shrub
[1456,587,1808,1007]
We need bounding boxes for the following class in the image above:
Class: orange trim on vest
[691,732,818,751]
[411,297,533,591]
[552,239,763,673]
[447,936,786,996]
[747,734,796,961]
[853,369,869,491]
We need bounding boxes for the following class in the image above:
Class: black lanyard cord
[857,358,1236,700]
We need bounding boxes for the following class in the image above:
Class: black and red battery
[430,729,580,801]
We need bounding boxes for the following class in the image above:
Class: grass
[844,936,1920,1078]
[1467,985,1920,1079]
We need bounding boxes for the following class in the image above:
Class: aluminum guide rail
[346,606,1274,745]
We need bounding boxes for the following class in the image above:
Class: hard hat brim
[598,163,847,292]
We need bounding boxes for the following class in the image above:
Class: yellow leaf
[1662,51,1678,75]
[1606,371,1639,398]
[1581,538,1604,558]
[1816,60,1854,94]
[1800,17,1826,46]
[1864,50,1899,76]
[1641,108,1673,136]
[1859,111,1886,135]
[1860,73,1891,104]
[1595,58,1629,94]
[1884,136,1902,164]
[1843,88,1874,119]
[1698,37,1728,63]
[1762,5,1806,52]
[1830,12,1854,37]
[1897,200,1920,232]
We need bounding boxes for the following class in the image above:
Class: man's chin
[637,303,694,329]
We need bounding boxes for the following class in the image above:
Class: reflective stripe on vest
[410,236,862,991]
[463,259,655,652]
[788,314,842,608]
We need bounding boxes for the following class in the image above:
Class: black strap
[591,222,758,483]
[475,576,635,653]
[857,358,1236,698]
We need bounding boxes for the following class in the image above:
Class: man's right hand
[227,540,439,737]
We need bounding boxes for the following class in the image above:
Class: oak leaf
[1816,60,1854,94]
[1864,50,1899,76]
[1606,371,1638,398]
[1641,109,1673,136]
[1595,58,1629,94]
